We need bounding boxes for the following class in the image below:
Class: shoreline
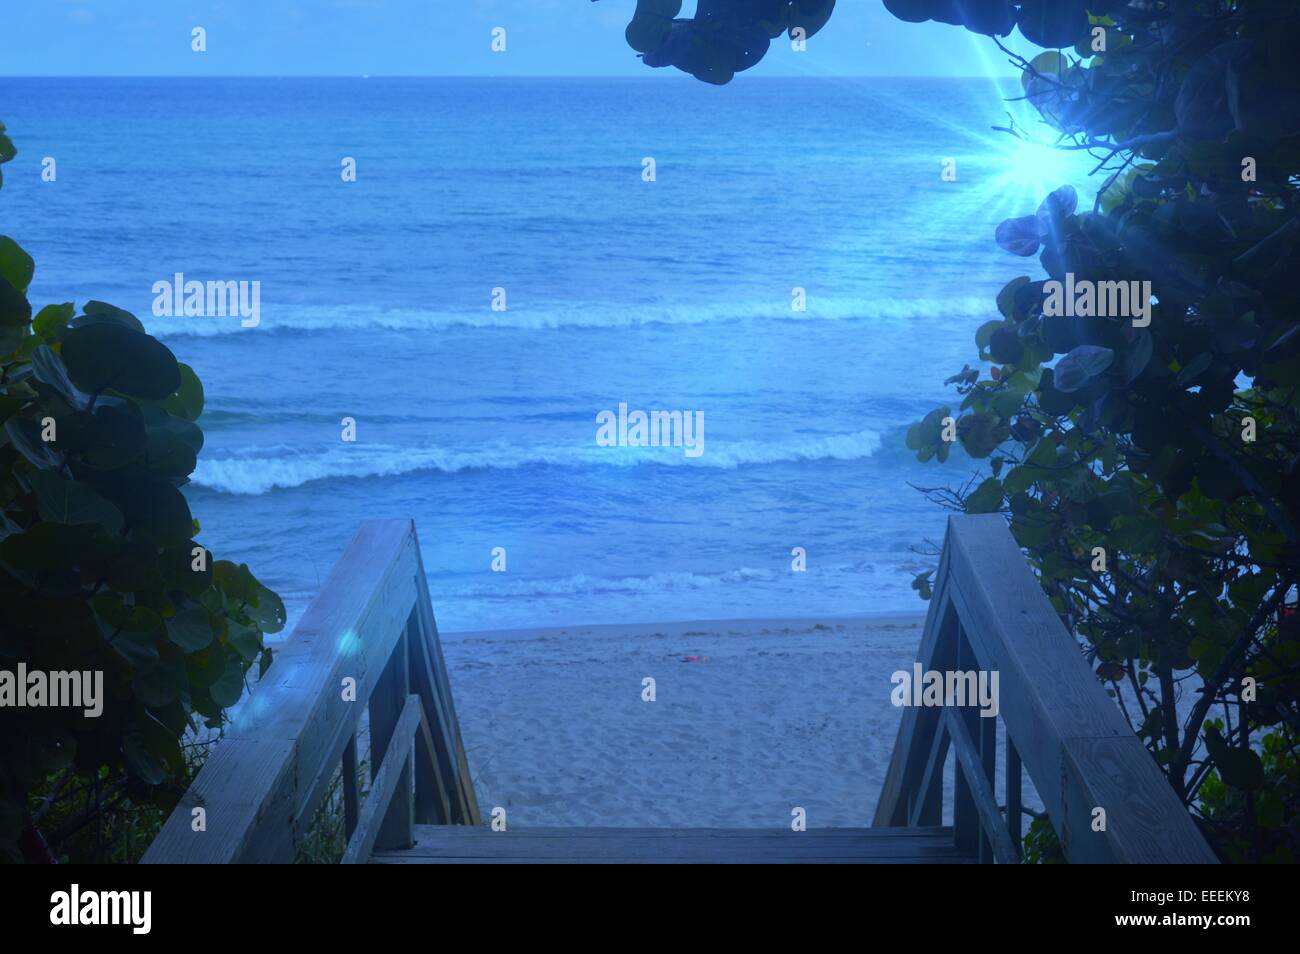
[438,611,928,640]
[437,613,942,828]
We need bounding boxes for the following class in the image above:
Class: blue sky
[0,1,1041,77]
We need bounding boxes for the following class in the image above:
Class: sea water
[2,76,1097,631]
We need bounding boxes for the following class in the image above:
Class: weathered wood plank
[369,634,414,851]
[389,826,961,838]
[944,708,1018,864]
[413,697,453,826]
[907,715,949,828]
[139,738,296,864]
[873,545,956,828]
[372,826,978,864]
[342,733,359,839]
[407,562,474,826]
[1062,735,1219,864]
[144,520,439,863]
[873,515,1217,865]
[943,515,1216,864]
[342,695,422,864]
[1006,736,1022,858]
[410,541,481,825]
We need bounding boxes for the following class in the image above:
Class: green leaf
[964,478,1004,514]
[139,708,185,774]
[30,344,88,408]
[32,302,75,338]
[141,405,202,477]
[158,363,204,421]
[24,468,125,535]
[975,320,1004,351]
[132,656,187,708]
[1203,726,1264,791]
[96,473,194,546]
[957,412,1010,458]
[0,275,32,328]
[227,620,263,661]
[1054,345,1114,393]
[73,300,145,332]
[252,583,286,634]
[1002,465,1033,495]
[1124,330,1153,382]
[3,416,62,469]
[996,277,1032,319]
[214,560,258,603]
[0,236,34,292]
[208,652,247,708]
[1,521,105,572]
[62,321,180,399]
[1256,789,1284,829]
[123,732,167,786]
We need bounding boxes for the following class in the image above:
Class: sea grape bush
[600,0,837,85]
[0,120,283,863]
[604,1,1300,862]
[893,0,1300,864]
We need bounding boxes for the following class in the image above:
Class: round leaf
[62,322,181,399]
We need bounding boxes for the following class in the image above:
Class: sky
[0,1,1043,78]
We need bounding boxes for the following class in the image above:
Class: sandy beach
[439,614,934,829]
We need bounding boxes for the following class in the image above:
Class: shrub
[602,0,836,85]
[0,119,283,863]
[888,0,1300,864]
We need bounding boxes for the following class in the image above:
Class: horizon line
[0,73,1000,81]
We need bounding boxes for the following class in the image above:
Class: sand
[438,614,935,829]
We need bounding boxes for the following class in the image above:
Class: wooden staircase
[371,825,975,864]
[143,516,1218,865]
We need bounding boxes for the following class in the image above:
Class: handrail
[143,519,479,864]
[341,694,423,864]
[874,514,1218,864]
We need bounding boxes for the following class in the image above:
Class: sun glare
[992,135,1084,203]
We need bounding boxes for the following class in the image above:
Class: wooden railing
[874,514,1218,864]
[143,519,480,864]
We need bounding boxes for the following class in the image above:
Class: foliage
[296,754,370,865]
[0,120,283,862]
[889,2,1300,863]
[1021,814,1064,864]
[599,0,836,84]
[605,1,1300,861]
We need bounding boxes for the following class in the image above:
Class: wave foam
[192,428,884,495]
[146,296,991,337]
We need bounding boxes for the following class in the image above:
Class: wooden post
[978,704,996,863]
[369,631,414,851]
[952,625,979,857]
[1007,737,1022,859]
[342,733,359,839]
[406,609,449,825]
[909,715,948,827]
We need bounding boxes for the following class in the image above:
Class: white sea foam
[146,296,992,337]
[192,428,885,494]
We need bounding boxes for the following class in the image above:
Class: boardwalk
[371,826,975,864]
[143,517,1219,865]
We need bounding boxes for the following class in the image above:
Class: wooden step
[370,825,976,864]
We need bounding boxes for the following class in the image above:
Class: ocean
[2,76,1096,632]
